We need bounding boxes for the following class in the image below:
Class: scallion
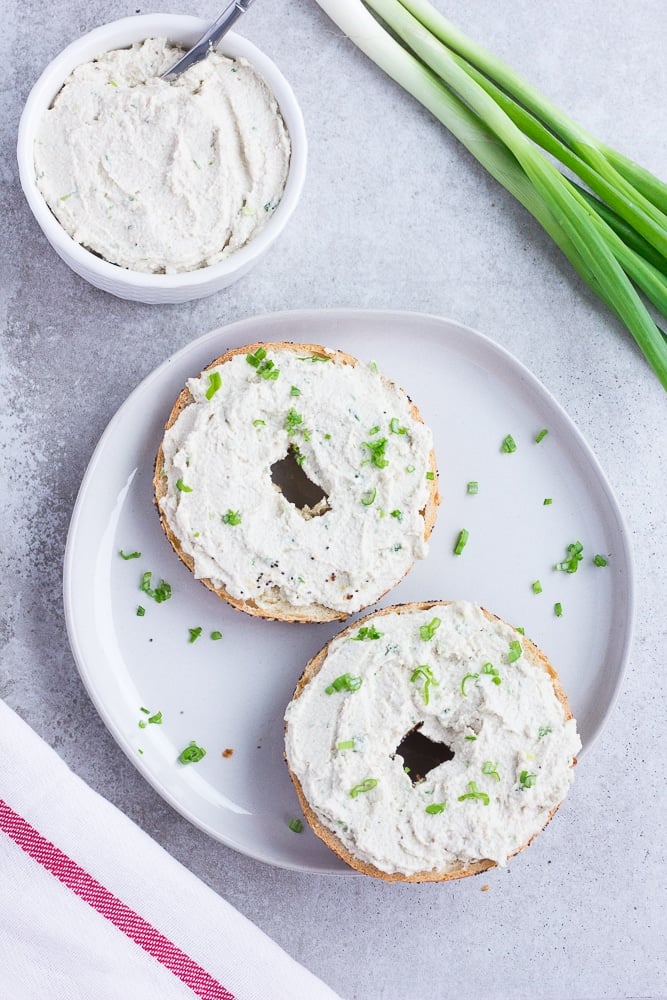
[349,778,378,797]
[453,528,469,555]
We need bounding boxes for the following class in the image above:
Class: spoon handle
[162,0,256,80]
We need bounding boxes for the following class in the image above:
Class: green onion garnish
[368,424,381,435]
[351,625,383,641]
[453,528,469,555]
[361,488,377,506]
[594,554,608,566]
[390,509,403,521]
[535,428,549,443]
[508,640,523,663]
[139,571,172,604]
[410,665,439,705]
[253,419,266,428]
[148,711,163,725]
[543,498,553,505]
[481,662,502,685]
[178,742,206,764]
[188,627,202,643]
[425,802,446,814]
[538,726,552,738]
[246,347,279,380]
[519,770,537,789]
[405,464,416,473]
[136,605,145,616]
[461,672,479,696]
[222,510,242,526]
[349,778,378,798]
[458,781,490,805]
[554,602,563,617]
[362,437,389,468]
[482,761,501,781]
[286,408,303,434]
[501,434,517,453]
[466,481,479,495]
[325,673,363,694]
[419,617,441,641]
[288,817,304,833]
[464,734,477,741]
[176,478,192,493]
[532,579,543,594]
[555,540,584,573]
[205,371,222,400]
[337,740,356,750]
[425,471,435,480]
[389,417,407,434]
[298,353,330,362]
[290,385,301,397]
[210,631,223,640]
[119,549,141,560]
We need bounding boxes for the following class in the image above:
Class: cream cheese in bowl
[34,38,291,275]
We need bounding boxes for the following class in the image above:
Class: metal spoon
[161,0,256,81]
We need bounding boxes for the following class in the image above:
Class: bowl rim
[16,13,307,290]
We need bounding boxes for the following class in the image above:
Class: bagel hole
[270,445,330,518]
[394,723,454,784]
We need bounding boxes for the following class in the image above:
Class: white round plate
[64,309,634,874]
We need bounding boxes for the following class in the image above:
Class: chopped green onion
[482,761,501,781]
[543,498,553,506]
[210,630,223,640]
[458,781,490,805]
[519,770,537,789]
[515,626,525,635]
[246,347,279,380]
[205,371,222,400]
[535,428,549,443]
[410,664,439,705]
[349,778,378,797]
[389,417,408,434]
[286,408,303,434]
[555,540,585,573]
[136,605,146,617]
[481,662,502,685]
[139,571,172,604]
[425,471,435,480]
[325,673,363,694]
[453,528,469,555]
[148,711,163,725]
[361,487,377,506]
[368,424,381,435]
[178,742,206,764]
[464,734,477,741]
[461,671,479,696]
[538,726,552,738]
[419,617,441,641]
[119,549,141,560]
[288,817,304,833]
[337,740,356,750]
[290,385,301,397]
[351,625,383,641]
[405,464,416,473]
[501,434,517,453]
[594,554,608,566]
[362,437,389,468]
[508,640,523,663]
[176,478,192,493]
[554,602,563,617]
[253,419,266,428]
[390,509,403,521]
[532,579,543,594]
[425,802,446,814]
[188,627,202,643]
[222,510,242,526]
[466,481,479,495]
[298,353,330,362]
[138,720,147,729]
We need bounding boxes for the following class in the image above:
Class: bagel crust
[154,342,439,622]
[284,600,581,881]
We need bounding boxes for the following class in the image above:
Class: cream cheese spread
[158,347,435,615]
[285,601,581,876]
[34,38,291,273]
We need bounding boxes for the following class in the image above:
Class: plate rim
[63,307,636,871]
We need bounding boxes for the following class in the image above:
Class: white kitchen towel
[0,698,342,1000]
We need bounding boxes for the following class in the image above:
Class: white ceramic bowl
[17,15,307,304]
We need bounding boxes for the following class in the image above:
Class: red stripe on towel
[0,798,235,1000]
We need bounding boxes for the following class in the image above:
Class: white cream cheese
[34,38,291,273]
[285,601,581,876]
[158,347,435,615]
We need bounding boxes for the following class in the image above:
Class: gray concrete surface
[1,1,666,998]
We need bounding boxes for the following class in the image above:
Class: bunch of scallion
[314,0,667,389]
